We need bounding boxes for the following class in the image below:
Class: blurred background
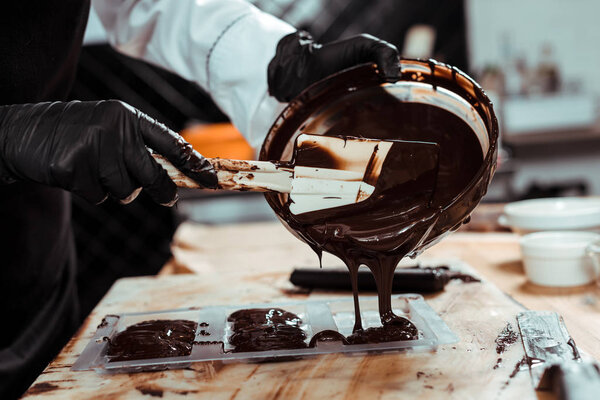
[72,0,600,317]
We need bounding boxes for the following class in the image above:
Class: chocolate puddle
[346,318,418,344]
[226,308,418,351]
[261,62,497,333]
[227,308,307,352]
[105,319,197,362]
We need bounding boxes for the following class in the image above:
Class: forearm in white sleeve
[92,0,295,148]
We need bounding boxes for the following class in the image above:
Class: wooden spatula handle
[151,152,293,193]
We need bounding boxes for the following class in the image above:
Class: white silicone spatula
[151,133,439,215]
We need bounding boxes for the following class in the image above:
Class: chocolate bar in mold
[73,295,457,373]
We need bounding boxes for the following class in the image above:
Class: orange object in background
[180,123,255,160]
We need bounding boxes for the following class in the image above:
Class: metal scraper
[517,311,600,400]
[151,133,439,215]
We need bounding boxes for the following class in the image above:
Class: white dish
[500,197,600,234]
[519,231,600,287]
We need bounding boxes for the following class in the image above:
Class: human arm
[92,0,399,148]
[0,100,216,205]
[93,0,295,148]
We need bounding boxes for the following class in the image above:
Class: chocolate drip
[347,260,362,332]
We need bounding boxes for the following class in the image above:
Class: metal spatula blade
[517,311,600,400]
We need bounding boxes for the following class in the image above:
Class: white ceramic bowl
[519,231,600,287]
[500,197,600,234]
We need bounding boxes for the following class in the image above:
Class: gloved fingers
[319,34,400,78]
[124,137,179,206]
[71,184,109,205]
[119,187,142,205]
[48,147,110,205]
[99,160,143,203]
[136,111,218,189]
[363,35,400,78]
[267,31,314,102]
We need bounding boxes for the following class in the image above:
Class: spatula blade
[289,178,375,215]
[288,134,440,215]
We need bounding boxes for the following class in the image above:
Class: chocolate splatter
[495,323,519,354]
[26,382,59,395]
[97,319,109,329]
[510,357,528,379]
[137,386,163,398]
[499,356,529,390]
[493,358,502,369]
[97,314,119,329]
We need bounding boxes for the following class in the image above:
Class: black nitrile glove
[268,31,399,102]
[0,100,217,205]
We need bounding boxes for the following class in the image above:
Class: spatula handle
[150,152,293,193]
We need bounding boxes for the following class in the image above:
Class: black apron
[0,1,90,398]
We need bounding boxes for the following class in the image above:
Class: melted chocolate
[105,319,197,362]
[227,308,308,352]
[346,317,418,344]
[227,308,418,352]
[261,61,498,332]
[308,329,349,346]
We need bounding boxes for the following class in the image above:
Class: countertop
[23,221,600,399]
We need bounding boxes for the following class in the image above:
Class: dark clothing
[0,1,90,104]
[0,1,90,397]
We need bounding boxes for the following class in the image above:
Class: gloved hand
[268,31,399,102]
[0,100,217,205]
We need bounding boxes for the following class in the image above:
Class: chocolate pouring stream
[260,60,498,334]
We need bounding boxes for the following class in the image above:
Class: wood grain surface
[24,220,600,399]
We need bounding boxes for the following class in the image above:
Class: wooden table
[24,221,600,399]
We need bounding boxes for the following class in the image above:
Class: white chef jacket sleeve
[92,0,295,149]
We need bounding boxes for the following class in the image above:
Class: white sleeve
[92,0,295,149]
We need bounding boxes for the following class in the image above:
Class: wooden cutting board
[24,262,552,399]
